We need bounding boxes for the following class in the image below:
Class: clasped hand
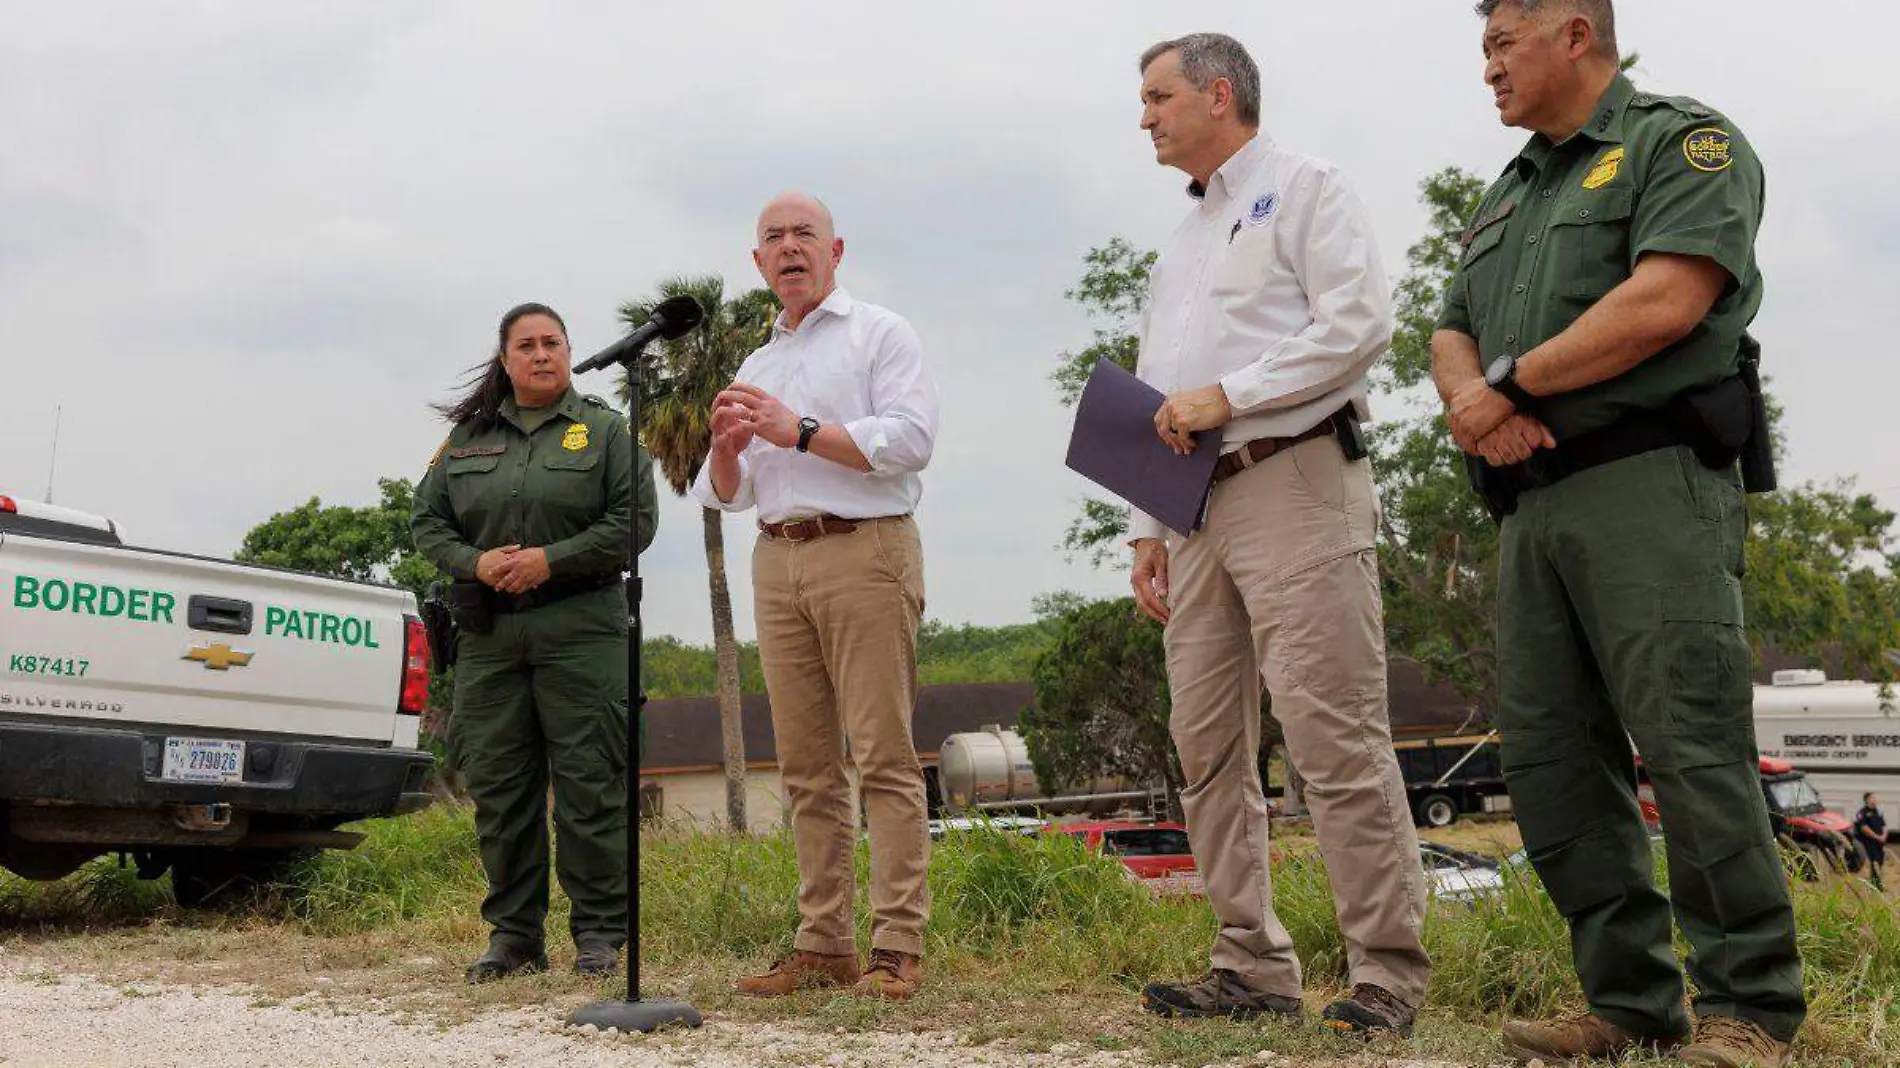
[476,545,551,595]
[1447,380,1556,467]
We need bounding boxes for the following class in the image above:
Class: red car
[1045,820,1203,896]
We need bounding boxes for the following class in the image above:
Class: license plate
[162,738,246,784]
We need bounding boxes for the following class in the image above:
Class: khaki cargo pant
[754,515,930,959]
[1161,435,1431,1006]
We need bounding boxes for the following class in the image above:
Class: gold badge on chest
[562,423,590,451]
[1582,146,1624,190]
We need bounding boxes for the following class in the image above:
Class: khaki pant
[754,515,930,958]
[1162,435,1430,1005]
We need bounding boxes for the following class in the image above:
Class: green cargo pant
[1496,446,1805,1043]
[450,585,630,951]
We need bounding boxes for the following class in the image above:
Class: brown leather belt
[1210,414,1340,485]
[759,514,900,542]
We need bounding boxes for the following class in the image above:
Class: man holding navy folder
[1124,33,1430,1037]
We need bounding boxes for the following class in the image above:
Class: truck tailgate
[0,534,414,745]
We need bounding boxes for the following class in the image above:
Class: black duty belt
[1500,403,1690,493]
[491,572,621,614]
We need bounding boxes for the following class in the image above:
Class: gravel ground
[0,949,1484,1068]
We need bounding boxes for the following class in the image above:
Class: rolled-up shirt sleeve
[1127,506,1165,545]
[842,318,939,475]
[1218,168,1393,414]
[690,448,757,512]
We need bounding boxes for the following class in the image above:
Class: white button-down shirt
[1129,133,1393,543]
[691,288,939,523]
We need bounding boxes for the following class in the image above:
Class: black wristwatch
[795,416,821,453]
[1484,352,1537,409]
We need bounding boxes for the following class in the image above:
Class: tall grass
[2,807,1895,1063]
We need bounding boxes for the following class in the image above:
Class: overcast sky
[4,2,1894,645]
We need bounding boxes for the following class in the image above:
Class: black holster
[1466,452,1516,525]
[449,579,495,636]
[420,581,460,673]
[1736,333,1777,493]
[1665,333,1776,493]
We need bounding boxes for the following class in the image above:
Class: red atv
[1636,756,1864,879]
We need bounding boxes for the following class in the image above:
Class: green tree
[1051,238,1153,566]
[619,275,779,832]
[235,477,438,598]
[1021,597,1182,801]
[1021,596,1281,814]
[1367,168,1501,707]
[1745,482,1900,684]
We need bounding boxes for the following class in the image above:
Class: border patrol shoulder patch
[1682,128,1735,172]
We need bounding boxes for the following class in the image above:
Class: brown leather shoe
[732,951,860,997]
[853,948,924,1000]
[1678,1014,1792,1068]
[1501,1011,1684,1063]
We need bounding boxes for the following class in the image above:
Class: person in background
[1855,792,1887,892]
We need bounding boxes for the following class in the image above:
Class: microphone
[574,295,705,374]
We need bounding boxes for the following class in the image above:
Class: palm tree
[620,275,779,833]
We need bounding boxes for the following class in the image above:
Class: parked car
[926,814,1044,840]
[1418,841,1505,903]
[1044,820,1203,897]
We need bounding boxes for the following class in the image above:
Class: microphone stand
[565,334,703,1035]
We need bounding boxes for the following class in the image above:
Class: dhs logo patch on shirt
[1244,191,1280,228]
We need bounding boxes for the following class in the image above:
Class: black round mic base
[566,997,704,1033]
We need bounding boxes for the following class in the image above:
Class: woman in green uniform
[412,301,659,982]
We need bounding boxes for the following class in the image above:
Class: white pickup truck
[0,495,434,906]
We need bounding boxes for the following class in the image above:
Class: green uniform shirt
[412,386,658,581]
[1439,74,1765,439]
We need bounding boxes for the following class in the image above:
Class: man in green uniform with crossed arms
[413,303,660,981]
[1432,3,1805,1065]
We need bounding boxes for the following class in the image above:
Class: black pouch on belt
[420,581,460,672]
[449,579,495,636]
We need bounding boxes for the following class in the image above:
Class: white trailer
[1753,669,1899,839]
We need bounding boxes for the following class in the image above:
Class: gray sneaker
[1141,968,1302,1020]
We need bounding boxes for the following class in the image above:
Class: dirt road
[0,944,1485,1068]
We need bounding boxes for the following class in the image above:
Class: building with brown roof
[638,661,1484,832]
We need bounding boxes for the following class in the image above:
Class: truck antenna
[44,403,62,504]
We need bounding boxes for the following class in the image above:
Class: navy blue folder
[1063,358,1220,536]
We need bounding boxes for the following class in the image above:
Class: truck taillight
[399,616,430,715]
[0,496,15,513]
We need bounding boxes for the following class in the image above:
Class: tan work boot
[1501,1011,1684,1063]
[1678,1014,1792,1068]
[732,951,860,997]
[853,948,924,1000]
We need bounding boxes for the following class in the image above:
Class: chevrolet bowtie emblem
[184,643,254,671]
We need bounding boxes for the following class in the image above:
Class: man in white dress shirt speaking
[1126,35,1431,1037]
[693,191,940,1002]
